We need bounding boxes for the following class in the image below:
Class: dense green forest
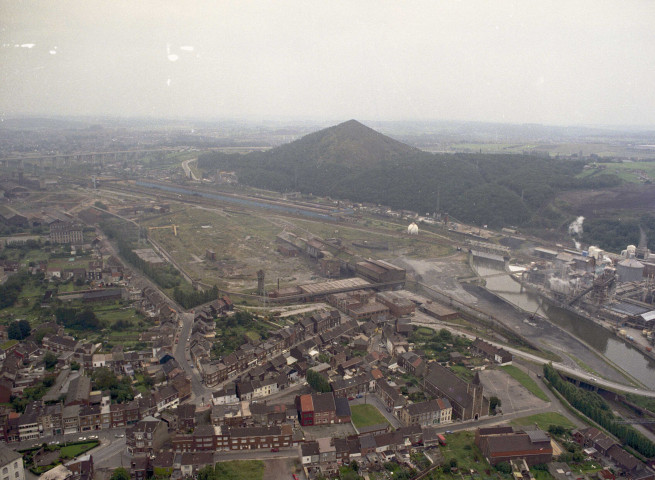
[198,123,621,228]
[582,214,655,252]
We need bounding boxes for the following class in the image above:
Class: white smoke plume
[568,216,584,236]
[568,216,584,250]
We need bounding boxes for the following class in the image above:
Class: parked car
[271,447,279,452]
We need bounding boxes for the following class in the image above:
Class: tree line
[117,238,182,289]
[173,285,218,309]
[54,307,102,331]
[543,363,655,457]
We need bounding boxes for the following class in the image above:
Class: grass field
[59,441,99,459]
[213,460,265,480]
[501,365,549,402]
[511,412,576,431]
[578,161,655,183]
[450,364,475,382]
[350,404,389,428]
[438,431,491,475]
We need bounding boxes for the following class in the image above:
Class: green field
[578,161,655,183]
[501,365,549,402]
[438,431,491,475]
[211,460,265,480]
[59,440,99,459]
[350,404,390,428]
[511,412,576,431]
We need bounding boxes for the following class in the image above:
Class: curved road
[182,158,199,180]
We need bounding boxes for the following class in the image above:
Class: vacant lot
[501,365,549,402]
[263,458,299,480]
[350,404,389,428]
[302,422,357,441]
[511,412,576,431]
[478,368,549,415]
[211,460,265,480]
[438,431,491,475]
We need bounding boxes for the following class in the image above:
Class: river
[473,260,655,389]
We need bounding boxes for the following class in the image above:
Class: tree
[438,328,452,342]
[306,369,331,393]
[8,319,31,340]
[489,396,501,413]
[110,467,130,480]
[196,465,216,480]
[92,367,134,403]
[44,351,58,370]
[496,462,511,474]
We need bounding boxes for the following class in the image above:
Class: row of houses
[126,416,295,456]
[573,427,654,479]
[197,309,344,387]
[0,366,190,444]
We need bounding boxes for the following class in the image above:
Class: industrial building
[355,259,406,284]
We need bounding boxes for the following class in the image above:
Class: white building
[0,444,24,480]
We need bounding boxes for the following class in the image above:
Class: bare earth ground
[477,368,549,415]
[263,458,300,480]
[301,423,357,441]
[394,253,478,304]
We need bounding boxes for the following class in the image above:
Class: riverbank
[515,275,655,366]
[469,262,654,388]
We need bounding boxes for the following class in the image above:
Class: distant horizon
[3,113,655,133]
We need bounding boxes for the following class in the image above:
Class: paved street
[175,312,214,404]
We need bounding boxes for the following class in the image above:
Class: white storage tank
[616,258,644,283]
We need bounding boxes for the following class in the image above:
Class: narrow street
[175,312,214,403]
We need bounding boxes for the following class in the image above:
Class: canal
[473,261,655,389]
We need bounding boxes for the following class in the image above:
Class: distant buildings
[48,220,84,245]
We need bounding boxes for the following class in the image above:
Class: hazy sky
[2,1,654,126]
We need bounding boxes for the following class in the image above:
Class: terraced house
[398,398,452,427]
